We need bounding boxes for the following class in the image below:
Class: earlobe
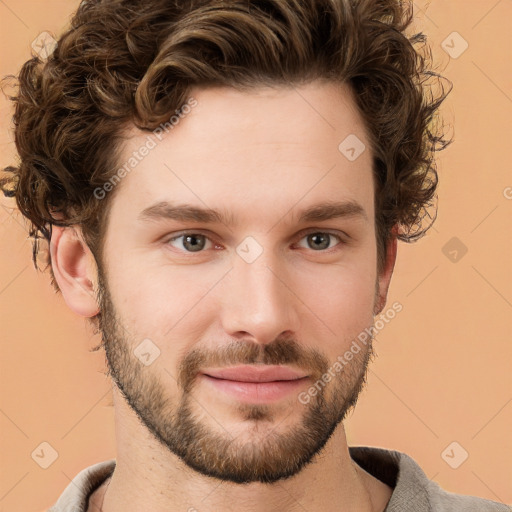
[50,225,100,318]
[374,227,398,316]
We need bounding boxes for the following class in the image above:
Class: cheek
[106,260,223,339]
[291,260,377,352]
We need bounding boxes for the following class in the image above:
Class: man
[1,0,510,511]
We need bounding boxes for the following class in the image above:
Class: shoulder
[426,484,511,511]
[398,451,510,511]
[421,470,512,512]
[349,446,511,512]
[43,459,116,512]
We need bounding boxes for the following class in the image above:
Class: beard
[94,264,376,484]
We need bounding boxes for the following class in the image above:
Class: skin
[50,81,397,512]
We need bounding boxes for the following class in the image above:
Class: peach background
[1,1,511,511]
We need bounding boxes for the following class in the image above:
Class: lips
[201,365,308,383]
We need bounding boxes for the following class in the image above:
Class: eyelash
[164,229,346,254]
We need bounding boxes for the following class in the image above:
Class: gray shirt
[47,446,511,512]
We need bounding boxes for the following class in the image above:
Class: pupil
[185,235,204,252]
[310,233,328,250]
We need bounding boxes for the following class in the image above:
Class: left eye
[166,231,343,253]
[295,231,343,251]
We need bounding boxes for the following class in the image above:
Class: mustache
[178,337,330,393]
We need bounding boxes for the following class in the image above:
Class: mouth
[201,364,308,383]
[200,365,310,403]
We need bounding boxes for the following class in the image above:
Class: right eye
[165,232,219,253]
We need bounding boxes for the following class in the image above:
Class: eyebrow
[138,200,368,226]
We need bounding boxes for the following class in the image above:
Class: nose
[218,246,301,345]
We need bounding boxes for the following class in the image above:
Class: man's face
[96,81,388,484]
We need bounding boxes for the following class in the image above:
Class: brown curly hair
[1,0,452,296]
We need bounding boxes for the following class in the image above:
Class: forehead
[108,81,374,229]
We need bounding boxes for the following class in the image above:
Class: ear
[374,225,398,315]
[50,225,100,317]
